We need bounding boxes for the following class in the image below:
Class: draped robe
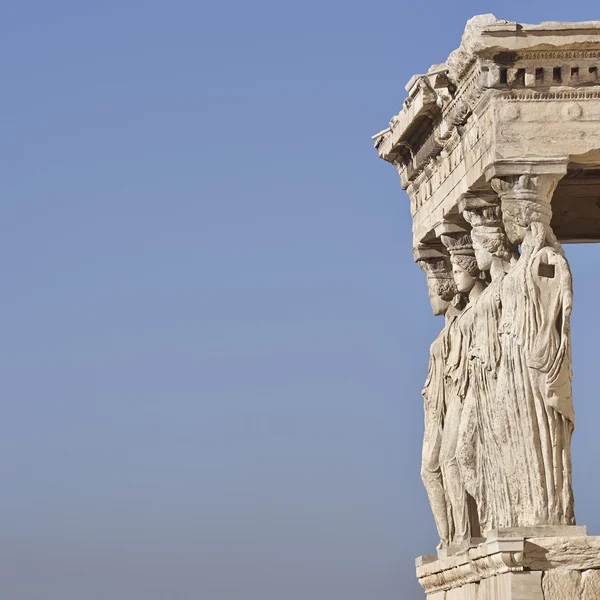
[457,274,511,531]
[421,309,458,546]
[494,230,575,526]
[441,303,476,542]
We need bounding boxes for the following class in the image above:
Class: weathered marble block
[417,528,600,600]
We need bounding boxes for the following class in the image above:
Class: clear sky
[1,1,600,599]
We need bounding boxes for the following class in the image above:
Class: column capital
[458,190,500,213]
[413,243,446,262]
[434,222,473,257]
[414,243,456,316]
[433,221,469,239]
[488,170,565,246]
[484,158,569,182]
[490,173,563,204]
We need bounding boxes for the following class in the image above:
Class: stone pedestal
[417,527,600,599]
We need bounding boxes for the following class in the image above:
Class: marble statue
[492,175,576,528]
[419,254,458,548]
[374,13,600,599]
[459,197,517,533]
[439,231,485,545]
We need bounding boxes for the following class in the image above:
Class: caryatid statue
[418,248,459,548]
[491,173,575,527]
[438,229,486,544]
[458,195,518,532]
[372,13,600,596]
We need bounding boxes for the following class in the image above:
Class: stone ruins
[373,14,600,600]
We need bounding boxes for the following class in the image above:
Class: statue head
[427,275,456,315]
[450,254,480,293]
[463,203,518,269]
[491,175,555,245]
[418,256,457,316]
[440,232,481,294]
[501,198,552,245]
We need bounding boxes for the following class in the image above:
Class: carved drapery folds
[417,248,456,548]
[417,172,576,549]
[492,173,575,528]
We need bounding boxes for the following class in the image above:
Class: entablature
[374,14,600,250]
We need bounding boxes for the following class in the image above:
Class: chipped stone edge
[416,532,600,594]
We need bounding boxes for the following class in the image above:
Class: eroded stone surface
[486,527,586,541]
[522,537,600,571]
[542,570,581,599]
[581,570,600,600]
[446,583,479,600]
[539,569,600,600]
[419,535,600,598]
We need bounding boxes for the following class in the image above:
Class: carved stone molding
[417,531,598,596]
[489,171,566,244]
[374,15,600,248]
[458,191,500,211]
[490,173,563,206]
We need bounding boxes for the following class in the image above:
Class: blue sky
[1,1,600,598]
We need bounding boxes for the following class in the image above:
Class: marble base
[417,526,600,599]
